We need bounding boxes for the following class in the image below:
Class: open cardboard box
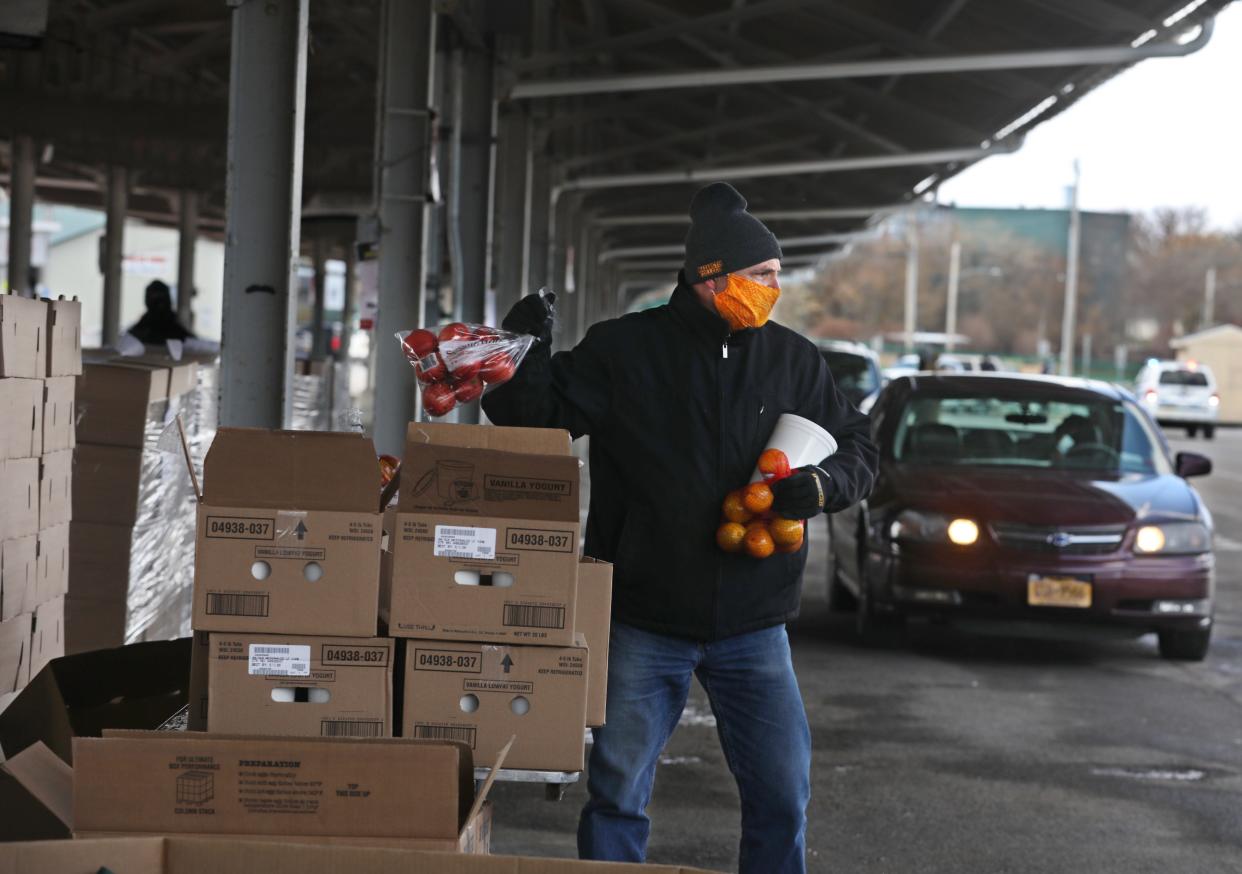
[0,638,190,763]
[71,730,505,853]
[387,423,581,646]
[191,429,382,637]
[0,740,73,841]
[0,836,723,872]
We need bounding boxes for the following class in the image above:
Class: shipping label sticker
[206,516,275,540]
[434,525,496,560]
[248,643,311,676]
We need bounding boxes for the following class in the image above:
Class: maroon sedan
[828,373,1215,660]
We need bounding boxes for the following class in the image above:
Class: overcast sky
[937,3,1242,230]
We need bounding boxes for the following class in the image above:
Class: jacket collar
[670,273,732,343]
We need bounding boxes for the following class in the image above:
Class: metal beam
[176,189,198,329]
[6,134,35,297]
[556,142,1021,194]
[511,20,1213,99]
[218,0,309,429]
[101,165,127,346]
[371,0,436,454]
[598,232,859,263]
[591,205,904,226]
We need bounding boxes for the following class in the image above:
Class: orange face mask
[713,273,780,331]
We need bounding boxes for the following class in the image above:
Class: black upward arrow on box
[500,654,513,673]
[294,521,308,540]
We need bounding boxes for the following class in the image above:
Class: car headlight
[890,510,981,546]
[1133,522,1211,555]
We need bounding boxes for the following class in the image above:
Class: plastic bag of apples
[716,449,806,559]
[397,322,535,418]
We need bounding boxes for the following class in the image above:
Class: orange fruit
[744,523,775,559]
[776,534,805,554]
[742,482,774,515]
[721,490,753,524]
[769,518,804,547]
[716,522,747,553]
[758,449,791,480]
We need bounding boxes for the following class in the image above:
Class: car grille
[990,523,1126,555]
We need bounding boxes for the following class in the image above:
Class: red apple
[414,351,447,384]
[480,352,516,384]
[453,375,484,403]
[438,322,472,343]
[448,354,483,381]
[401,328,438,360]
[422,381,456,417]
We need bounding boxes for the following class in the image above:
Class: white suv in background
[1135,359,1220,439]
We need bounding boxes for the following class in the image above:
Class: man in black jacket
[483,182,876,874]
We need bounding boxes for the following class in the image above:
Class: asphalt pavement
[490,428,1242,873]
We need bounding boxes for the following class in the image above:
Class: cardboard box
[35,522,70,608]
[208,633,394,738]
[44,297,82,377]
[188,629,210,731]
[73,731,477,843]
[75,362,169,448]
[41,375,76,453]
[1,534,37,620]
[29,595,64,680]
[0,637,190,763]
[64,595,128,655]
[73,443,144,526]
[0,376,43,460]
[402,636,589,771]
[388,423,580,646]
[192,429,382,637]
[0,612,31,694]
[0,740,73,842]
[0,457,39,540]
[0,294,46,379]
[38,449,73,530]
[577,559,613,727]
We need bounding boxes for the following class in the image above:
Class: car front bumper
[869,546,1214,633]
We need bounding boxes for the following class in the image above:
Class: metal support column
[903,221,919,352]
[493,105,529,318]
[6,134,35,297]
[526,152,551,297]
[101,164,128,346]
[340,241,357,362]
[1059,161,1081,377]
[372,0,436,454]
[177,189,198,329]
[454,43,496,329]
[310,236,327,359]
[944,240,961,351]
[219,0,309,428]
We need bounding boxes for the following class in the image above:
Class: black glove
[502,291,556,346]
[771,466,830,520]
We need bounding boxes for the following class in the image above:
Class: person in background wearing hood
[127,280,195,344]
[483,182,877,874]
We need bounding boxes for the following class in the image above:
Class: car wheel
[1186,426,1198,437]
[855,564,904,645]
[1158,626,1211,661]
[1203,425,1215,440]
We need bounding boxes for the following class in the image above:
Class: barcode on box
[321,719,384,738]
[503,603,566,629]
[253,646,291,654]
[413,724,477,748]
[441,527,478,536]
[206,592,270,617]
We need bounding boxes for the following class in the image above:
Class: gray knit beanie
[683,183,782,282]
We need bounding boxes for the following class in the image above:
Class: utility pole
[944,239,961,351]
[903,218,919,351]
[1201,266,1216,331]
[1059,160,1081,377]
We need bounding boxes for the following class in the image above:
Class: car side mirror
[1175,452,1212,478]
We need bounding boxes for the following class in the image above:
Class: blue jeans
[578,622,811,873]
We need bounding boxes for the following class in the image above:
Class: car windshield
[892,393,1170,475]
[822,351,878,403]
[1158,370,1209,386]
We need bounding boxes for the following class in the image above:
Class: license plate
[1028,575,1092,608]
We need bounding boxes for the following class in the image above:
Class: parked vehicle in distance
[829,372,1216,660]
[936,353,1007,373]
[882,352,922,385]
[817,340,882,413]
[1135,359,1219,439]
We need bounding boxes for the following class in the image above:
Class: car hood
[881,465,1200,527]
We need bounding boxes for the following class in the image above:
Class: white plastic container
[750,413,838,483]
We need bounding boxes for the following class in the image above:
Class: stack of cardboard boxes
[0,295,81,714]
[69,357,204,653]
[385,423,613,772]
